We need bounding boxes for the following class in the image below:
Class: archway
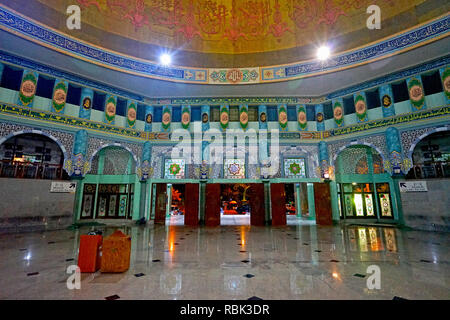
[0,132,68,180]
[406,130,450,179]
[335,145,394,220]
[80,145,138,220]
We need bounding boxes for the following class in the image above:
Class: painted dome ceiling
[0,0,448,68]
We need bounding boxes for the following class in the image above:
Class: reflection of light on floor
[286,215,316,225]
[220,214,250,225]
[240,226,246,248]
[166,215,185,226]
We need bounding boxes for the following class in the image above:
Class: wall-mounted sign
[50,181,77,193]
[399,181,428,192]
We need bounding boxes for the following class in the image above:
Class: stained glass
[164,159,186,179]
[379,193,392,217]
[108,195,117,216]
[81,194,93,217]
[98,196,107,217]
[284,158,306,178]
[354,194,364,216]
[365,194,375,216]
[118,195,127,217]
[344,194,354,216]
[224,159,246,179]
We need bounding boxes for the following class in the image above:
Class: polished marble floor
[0,223,449,300]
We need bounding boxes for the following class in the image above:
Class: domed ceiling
[1,0,448,68]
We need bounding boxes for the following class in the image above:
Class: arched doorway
[406,130,450,179]
[79,146,138,220]
[0,133,68,180]
[334,145,395,220]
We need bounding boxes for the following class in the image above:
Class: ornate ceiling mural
[35,0,438,55]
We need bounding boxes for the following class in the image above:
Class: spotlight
[160,53,172,66]
[317,46,331,61]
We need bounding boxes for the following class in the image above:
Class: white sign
[51,181,77,193]
[399,181,428,193]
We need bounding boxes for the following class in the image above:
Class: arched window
[406,131,450,179]
[0,133,68,180]
[89,146,136,175]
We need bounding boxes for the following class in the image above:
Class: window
[93,92,106,111]
[116,98,127,116]
[210,106,220,122]
[153,106,162,122]
[366,89,381,109]
[136,104,146,121]
[287,106,297,121]
[191,106,201,121]
[284,158,306,178]
[35,76,55,99]
[421,71,443,95]
[0,66,23,90]
[306,105,316,121]
[267,106,278,121]
[343,96,355,114]
[172,106,181,122]
[323,102,333,120]
[248,106,258,121]
[66,84,81,105]
[392,81,409,103]
[229,106,239,121]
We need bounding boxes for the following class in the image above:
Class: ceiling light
[160,53,172,66]
[317,46,331,61]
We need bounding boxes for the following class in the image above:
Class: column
[17,69,38,108]
[297,104,308,131]
[406,76,427,111]
[79,88,93,119]
[318,141,329,178]
[144,105,153,132]
[332,98,344,127]
[277,104,288,131]
[126,100,137,128]
[104,94,117,124]
[379,84,395,117]
[295,183,302,217]
[329,181,340,223]
[200,105,210,179]
[162,105,172,132]
[50,79,69,113]
[258,105,267,130]
[439,67,450,104]
[0,63,4,83]
[71,130,88,221]
[307,183,316,220]
[353,92,368,122]
[315,104,325,131]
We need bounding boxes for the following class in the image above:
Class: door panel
[205,184,221,226]
[185,183,200,226]
[154,183,167,224]
[270,183,286,226]
[249,184,265,226]
[314,183,333,225]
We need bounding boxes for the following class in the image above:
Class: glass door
[80,184,96,219]
[340,183,376,219]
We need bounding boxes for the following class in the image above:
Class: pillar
[379,84,395,117]
[295,183,302,217]
[307,183,316,220]
[332,98,344,127]
[17,69,38,108]
[50,79,69,113]
[161,105,172,132]
[439,67,450,104]
[297,104,308,131]
[70,130,88,221]
[315,104,325,131]
[79,88,93,119]
[406,76,427,111]
[126,100,137,129]
[354,92,368,122]
[318,141,329,178]
[144,105,153,132]
[104,95,117,125]
[258,105,267,130]
[277,104,288,131]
